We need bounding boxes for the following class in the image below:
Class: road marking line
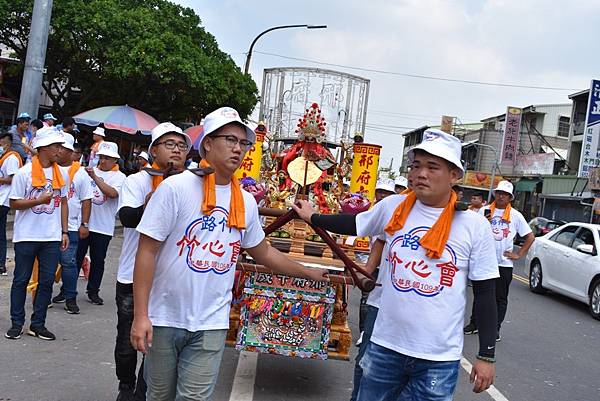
[229,351,258,401]
[460,357,510,401]
[512,274,528,285]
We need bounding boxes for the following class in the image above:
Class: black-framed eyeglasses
[154,140,189,151]
[211,135,253,151]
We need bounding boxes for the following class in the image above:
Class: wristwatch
[81,222,89,228]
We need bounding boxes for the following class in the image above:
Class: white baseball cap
[93,127,105,137]
[60,132,75,151]
[395,176,408,188]
[149,122,191,153]
[407,129,464,178]
[198,107,255,158]
[33,127,65,149]
[43,113,57,121]
[493,180,514,198]
[96,141,120,159]
[376,178,395,193]
[138,151,149,161]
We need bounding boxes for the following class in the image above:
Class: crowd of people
[0,108,534,401]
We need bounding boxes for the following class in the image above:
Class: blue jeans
[59,231,79,300]
[357,343,459,401]
[144,327,228,401]
[0,205,9,268]
[350,305,379,401]
[10,241,61,327]
[75,231,112,294]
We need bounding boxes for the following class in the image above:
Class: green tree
[0,0,258,121]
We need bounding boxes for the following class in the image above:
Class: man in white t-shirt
[75,141,125,306]
[5,128,69,341]
[0,132,23,275]
[469,193,484,213]
[464,181,534,341]
[351,178,395,401]
[131,107,326,401]
[394,176,408,194]
[294,129,500,399]
[88,127,105,168]
[50,133,93,314]
[114,122,189,401]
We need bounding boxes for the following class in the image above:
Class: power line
[254,51,581,91]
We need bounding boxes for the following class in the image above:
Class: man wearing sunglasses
[131,107,326,401]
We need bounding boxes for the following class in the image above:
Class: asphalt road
[0,237,599,401]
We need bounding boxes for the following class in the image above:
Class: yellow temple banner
[235,133,265,180]
[349,143,381,201]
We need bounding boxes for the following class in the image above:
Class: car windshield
[546,222,562,230]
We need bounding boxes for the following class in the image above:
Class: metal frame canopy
[259,67,370,145]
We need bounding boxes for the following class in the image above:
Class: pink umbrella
[74,105,158,135]
[184,124,204,149]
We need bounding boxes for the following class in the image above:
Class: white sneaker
[355,331,364,346]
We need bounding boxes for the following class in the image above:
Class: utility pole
[17,0,53,118]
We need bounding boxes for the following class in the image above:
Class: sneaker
[116,382,136,401]
[52,292,66,303]
[0,266,7,276]
[5,324,23,339]
[65,299,80,314]
[27,325,56,341]
[463,322,478,335]
[88,292,104,305]
[355,331,364,346]
[496,333,502,342]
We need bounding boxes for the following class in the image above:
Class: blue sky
[176,0,599,171]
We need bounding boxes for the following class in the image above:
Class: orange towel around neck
[110,164,120,172]
[385,189,457,260]
[0,150,23,169]
[150,162,163,191]
[67,162,81,183]
[488,201,511,223]
[31,156,65,190]
[200,159,245,229]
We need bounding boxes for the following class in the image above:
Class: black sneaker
[27,325,56,341]
[65,299,80,314]
[52,292,66,303]
[116,382,136,401]
[464,322,478,335]
[0,266,7,276]
[496,333,502,342]
[88,292,104,305]
[5,324,23,339]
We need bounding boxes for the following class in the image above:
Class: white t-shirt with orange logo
[356,194,498,361]
[9,163,69,242]
[137,170,265,332]
[67,167,94,232]
[88,168,126,236]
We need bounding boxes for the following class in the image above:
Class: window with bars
[558,116,570,137]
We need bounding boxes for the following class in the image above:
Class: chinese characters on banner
[234,132,265,180]
[500,107,522,165]
[578,80,600,178]
[349,143,381,201]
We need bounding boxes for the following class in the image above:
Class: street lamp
[463,142,501,203]
[244,24,327,74]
